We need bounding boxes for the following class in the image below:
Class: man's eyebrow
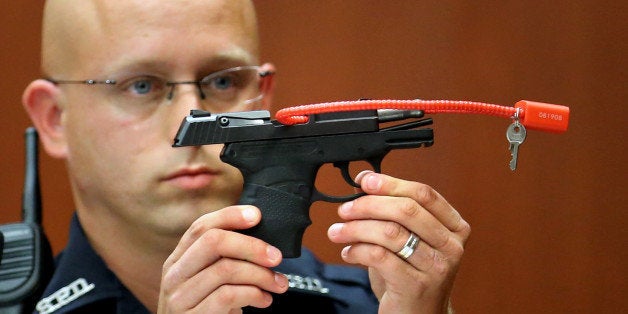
[101,59,169,78]
[104,51,256,78]
[199,51,258,70]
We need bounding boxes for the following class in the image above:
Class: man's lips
[163,167,217,189]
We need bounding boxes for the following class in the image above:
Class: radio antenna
[21,127,41,225]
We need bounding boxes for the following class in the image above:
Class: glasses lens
[199,67,262,107]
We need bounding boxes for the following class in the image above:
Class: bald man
[22,0,470,313]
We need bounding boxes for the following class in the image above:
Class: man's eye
[210,75,235,90]
[119,76,164,96]
[130,79,154,94]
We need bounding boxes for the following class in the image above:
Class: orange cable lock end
[515,100,570,133]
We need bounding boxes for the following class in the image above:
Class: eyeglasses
[45,65,274,113]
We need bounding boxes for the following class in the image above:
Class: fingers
[335,196,465,256]
[355,170,470,238]
[166,205,262,268]
[159,205,289,312]
[328,220,447,273]
[164,258,287,312]
[168,226,281,282]
[330,171,470,312]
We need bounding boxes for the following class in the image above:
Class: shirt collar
[36,214,148,313]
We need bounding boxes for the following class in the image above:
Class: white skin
[23,0,470,313]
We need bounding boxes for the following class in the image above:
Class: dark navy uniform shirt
[34,215,379,313]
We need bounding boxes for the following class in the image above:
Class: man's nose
[165,84,205,138]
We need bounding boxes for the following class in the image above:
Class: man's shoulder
[34,214,149,314]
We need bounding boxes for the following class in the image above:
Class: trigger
[367,157,383,173]
[333,161,361,188]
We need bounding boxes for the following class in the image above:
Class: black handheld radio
[0,128,54,313]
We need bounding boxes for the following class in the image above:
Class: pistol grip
[238,183,312,258]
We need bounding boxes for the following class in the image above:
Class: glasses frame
[44,65,274,104]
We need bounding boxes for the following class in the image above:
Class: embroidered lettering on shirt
[35,278,95,314]
[281,273,330,294]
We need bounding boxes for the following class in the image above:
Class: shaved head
[41,0,259,77]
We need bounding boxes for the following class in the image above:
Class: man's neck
[78,210,180,313]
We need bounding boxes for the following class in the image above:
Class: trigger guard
[310,189,366,203]
[333,161,360,188]
[332,157,384,188]
[321,157,385,203]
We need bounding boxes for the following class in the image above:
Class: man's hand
[158,206,288,313]
[328,171,470,314]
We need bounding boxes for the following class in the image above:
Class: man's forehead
[42,0,258,75]
[96,0,250,29]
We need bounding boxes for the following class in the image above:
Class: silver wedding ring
[396,232,420,260]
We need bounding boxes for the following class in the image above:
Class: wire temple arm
[44,78,117,85]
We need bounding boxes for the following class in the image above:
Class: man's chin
[149,197,237,233]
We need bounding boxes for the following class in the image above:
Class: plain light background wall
[1,1,626,313]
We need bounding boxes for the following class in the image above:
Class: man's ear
[22,79,68,159]
[258,62,276,110]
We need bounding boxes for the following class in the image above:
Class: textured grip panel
[238,183,312,258]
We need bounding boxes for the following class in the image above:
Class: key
[506,121,527,170]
